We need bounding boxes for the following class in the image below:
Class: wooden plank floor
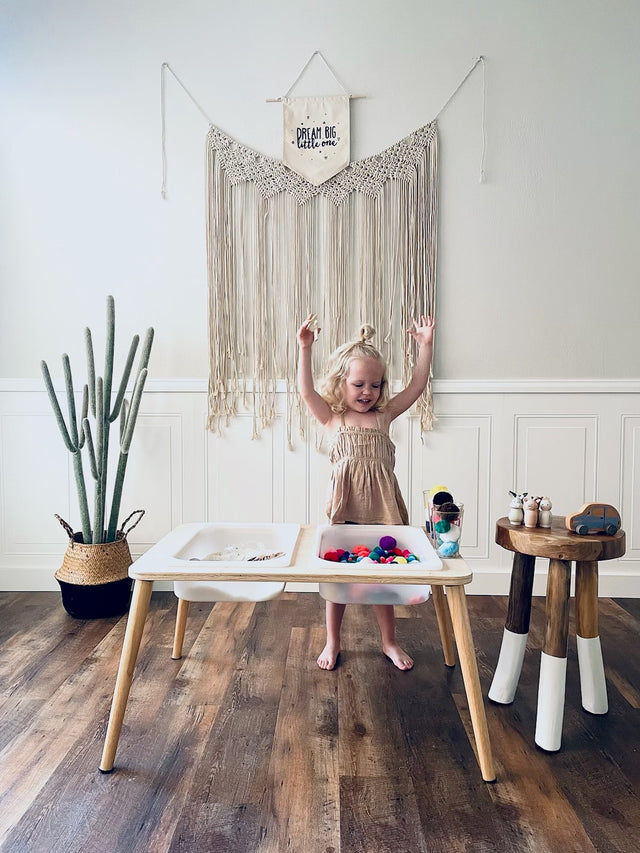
[1,590,639,853]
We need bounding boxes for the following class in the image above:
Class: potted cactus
[41,295,153,618]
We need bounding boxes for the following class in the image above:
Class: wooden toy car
[565,503,621,536]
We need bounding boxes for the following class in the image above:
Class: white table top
[130,524,473,587]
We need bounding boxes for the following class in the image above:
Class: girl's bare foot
[383,643,414,671]
[317,643,340,670]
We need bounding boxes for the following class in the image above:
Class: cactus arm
[106,452,128,543]
[98,418,110,543]
[106,398,131,540]
[40,360,74,452]
[85,328,96,418]
[139,327,154,371]
[78,384,88,450]
[106,368,148,541]
[120,398,129,443]
[103,295,115,413]
[93,378,105,544]
[84,418,98,481]
[97,297,115,542]
[121,368,147,453]
[62,354,79,447]
[72,450,92,544]
[109,334,139,423]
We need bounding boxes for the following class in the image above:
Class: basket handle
[119,509,145,538]
[55,514,75,540]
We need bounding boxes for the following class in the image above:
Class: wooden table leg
[171,598,190,660]
[446,585,496,782]
[431,585,455,667]
[575,560,608,714]
[99,579,153,772]
[535,558,571,751]
[489,552,536,704]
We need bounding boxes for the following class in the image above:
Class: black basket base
[57,576,133,619]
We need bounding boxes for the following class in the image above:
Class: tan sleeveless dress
[326,415,409,525]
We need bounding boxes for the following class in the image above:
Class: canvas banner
[283,95,350,185]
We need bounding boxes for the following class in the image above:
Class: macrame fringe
[205,122,438,446]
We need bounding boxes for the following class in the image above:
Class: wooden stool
[489,516,625,751]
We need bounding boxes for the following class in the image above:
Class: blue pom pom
[438,541,459,558]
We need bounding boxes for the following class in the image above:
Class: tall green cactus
[41,296,153,544]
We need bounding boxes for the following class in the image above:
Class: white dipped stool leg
[489,552,536,704]
[575,560,608,715]
[577,635,608,714]
[535,652,567,751]
[488,629,528,704]
[535,557,572,751]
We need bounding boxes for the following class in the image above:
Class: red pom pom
[324,550,339,561]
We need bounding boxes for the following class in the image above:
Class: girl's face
[343,357,385,412]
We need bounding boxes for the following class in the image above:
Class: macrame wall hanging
[160,54,485,446]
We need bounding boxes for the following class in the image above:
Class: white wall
[1,1,639,593]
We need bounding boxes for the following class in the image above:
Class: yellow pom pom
[429,484,448,498]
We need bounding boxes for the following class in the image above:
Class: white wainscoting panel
[515,415,598,515]
[1,381,638,596]
[207,413,280,523]
[622,416,640,560]
[120,413,184,549]
[1,410,70,555]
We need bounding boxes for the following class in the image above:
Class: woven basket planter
[54,511,144,619]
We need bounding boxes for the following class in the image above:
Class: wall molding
[4,377,640,395]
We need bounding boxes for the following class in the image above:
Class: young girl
[297,313,435,671]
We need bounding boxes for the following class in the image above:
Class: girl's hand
[297,313,320,349]
[407,314,435,347]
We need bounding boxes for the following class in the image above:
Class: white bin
[314,524,441,606]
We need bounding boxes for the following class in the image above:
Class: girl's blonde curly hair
[319,324,390,413]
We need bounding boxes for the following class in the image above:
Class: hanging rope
[284,50,350,98]
[435,55,486,182]
[160,62,215,199]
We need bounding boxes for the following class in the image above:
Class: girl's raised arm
[385,315,435,421]
[297,314,333,426]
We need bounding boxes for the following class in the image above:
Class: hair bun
[359,324,375,344]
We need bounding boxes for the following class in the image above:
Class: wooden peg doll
[538,497,552,528]
[508,491,525,526]
[524,496,540,528]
